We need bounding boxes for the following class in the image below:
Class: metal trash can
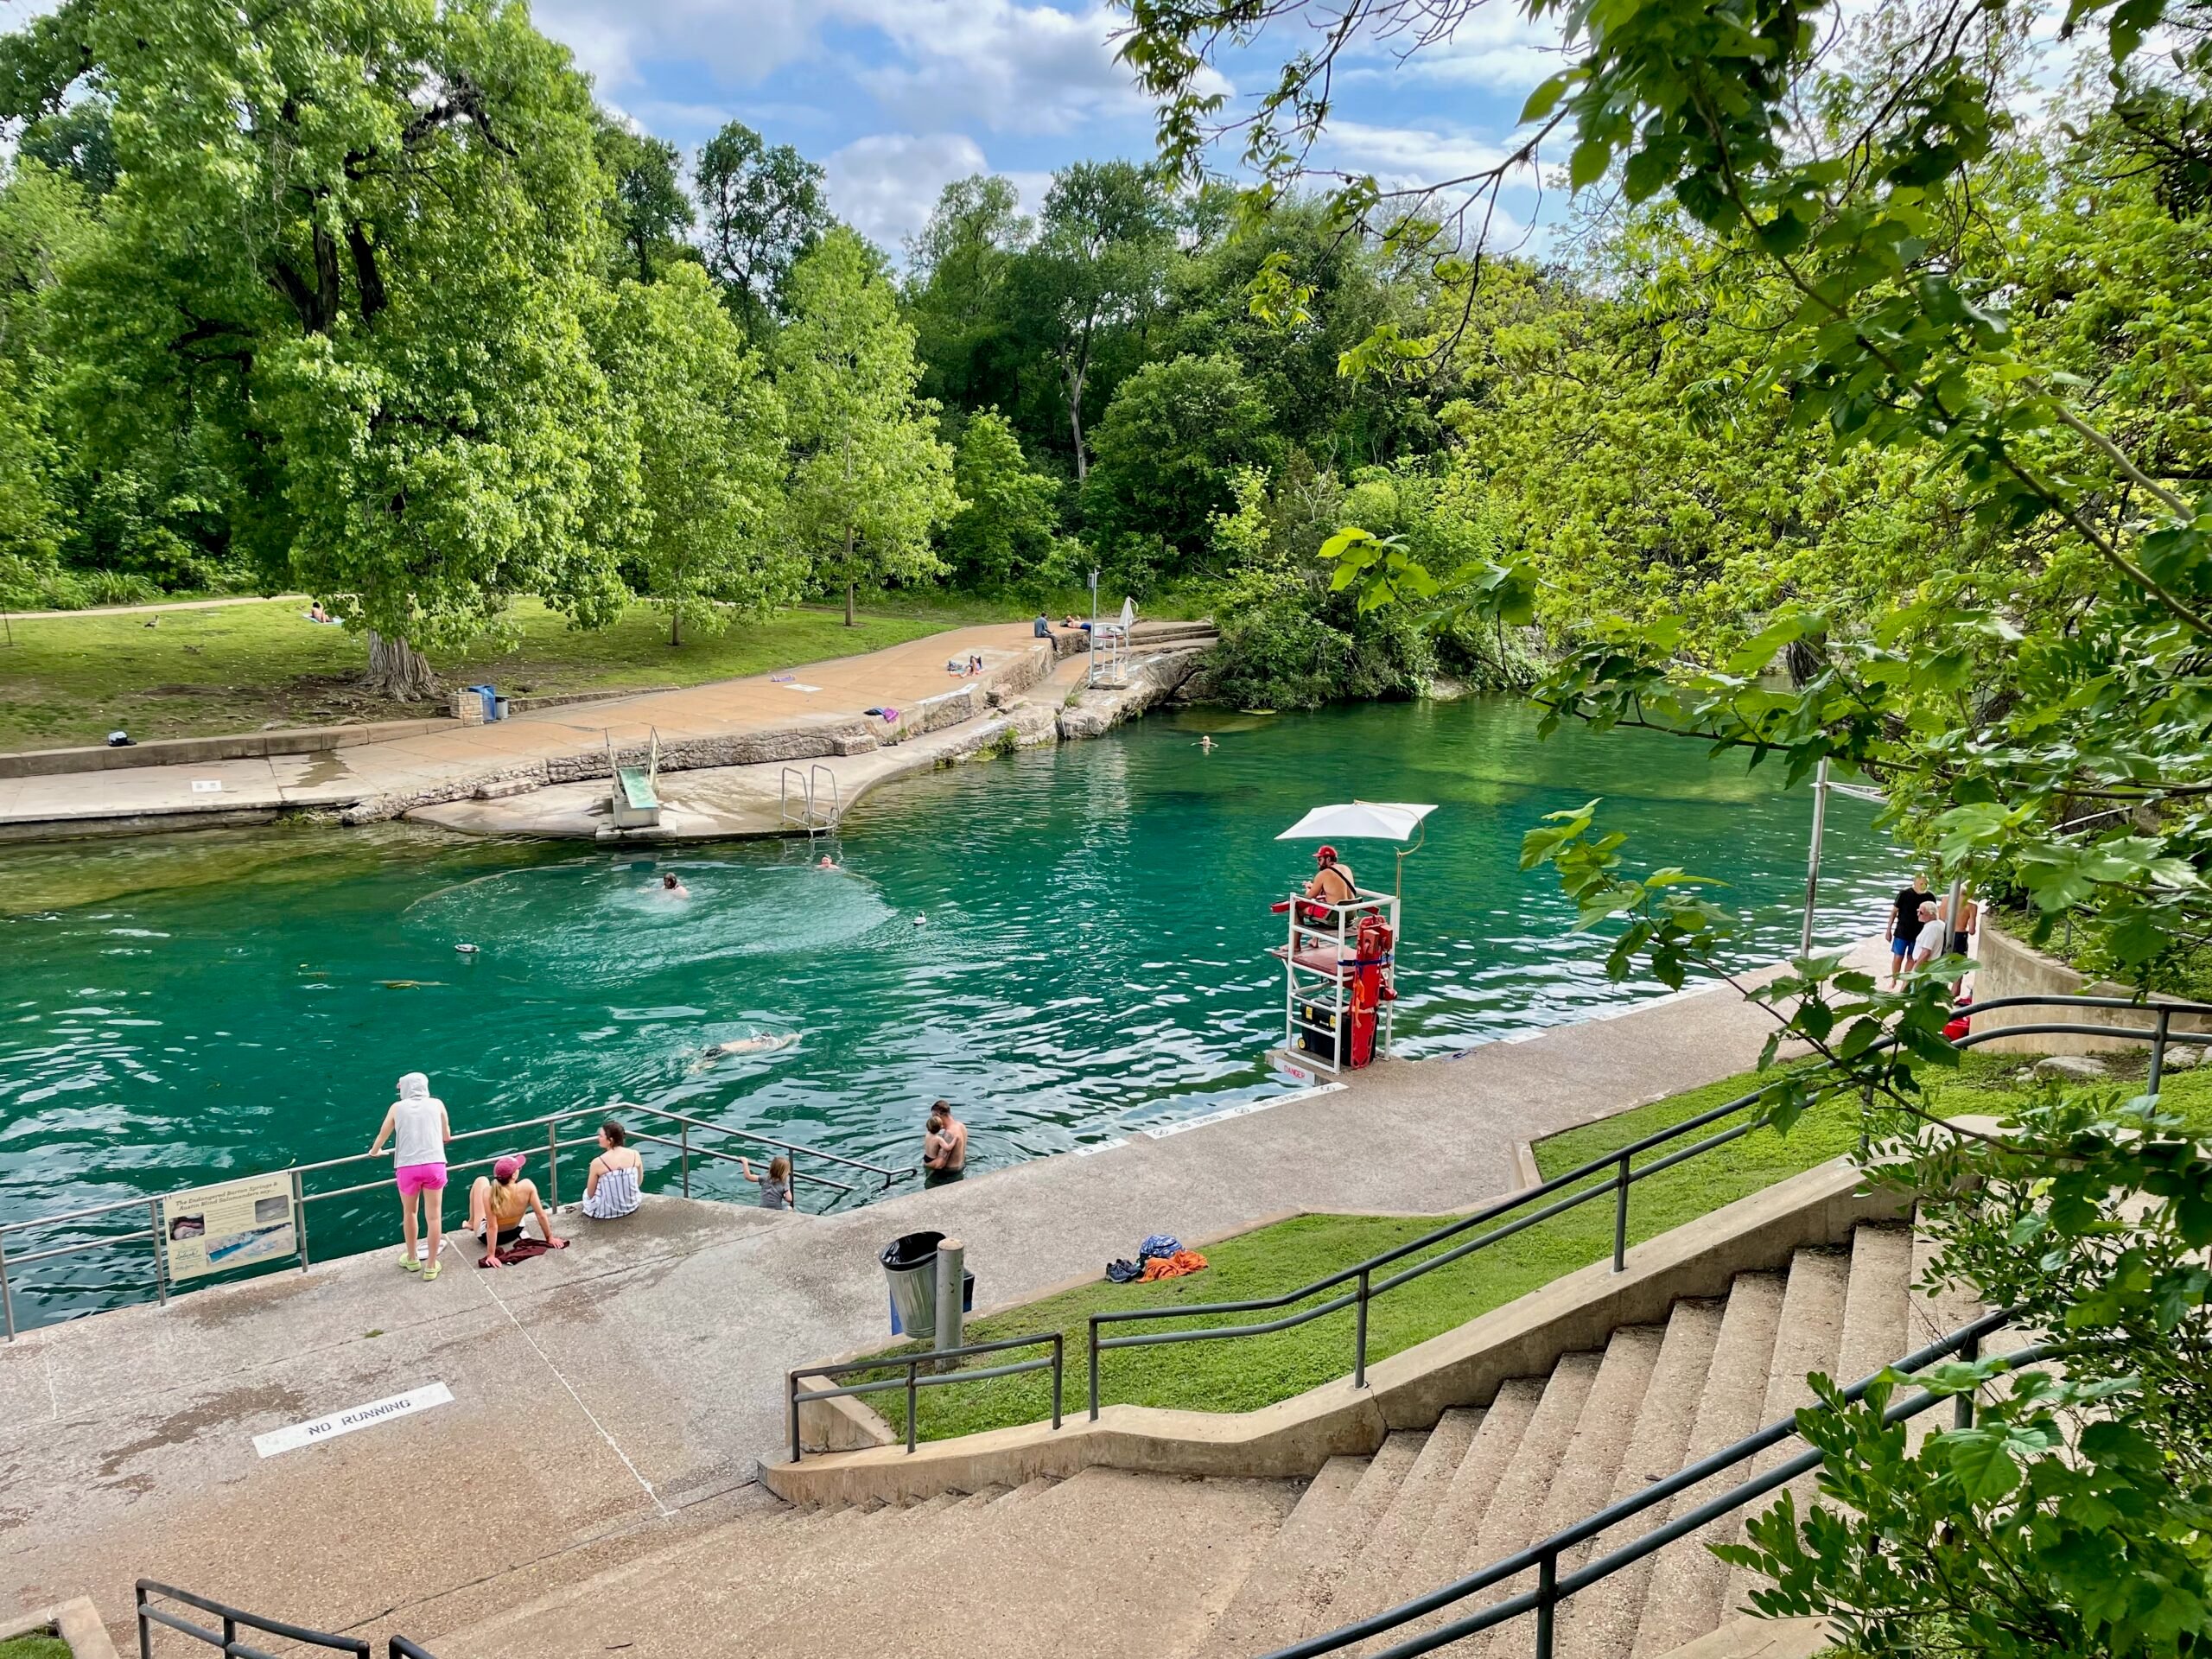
[880,1230,976,1338]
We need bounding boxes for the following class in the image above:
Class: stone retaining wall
[1971,920,2212,1054]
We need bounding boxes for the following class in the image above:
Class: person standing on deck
[369,1072,451,1281]
[1885,873,1933,985]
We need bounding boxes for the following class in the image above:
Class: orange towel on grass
[1140,1250,1208,1281]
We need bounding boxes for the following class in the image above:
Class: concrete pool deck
[0,623,1055,839]
[0,949,1878,1647]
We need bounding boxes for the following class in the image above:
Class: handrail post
[1535,1548,1558,1659]
[1088,1319,1101,1421]
[1052,1335,1065,1430]
[1612,1153,1630,1273]
[2151,1007,2171,1094]
[547,1121,560,1211]
[149,1199,167,1306]
[1955,1327,1980,1429]
[0,1233,15,1342]
[681,1123,690,1198]
[290,1167,309,1274]
[906,1362,918,1454]
[1353,1268,1370,1389]
[789,1372,803,1465]
[135,1584,150,1659]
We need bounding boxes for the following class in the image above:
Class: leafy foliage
[944,409,1059,588]
[694,121,830,332]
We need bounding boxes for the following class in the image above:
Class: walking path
[0,623,1051,837]
[0,950,1873,1644]
[1,593,308,621]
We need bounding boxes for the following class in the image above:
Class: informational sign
[253,1382,454,1459]
[160,1172,296,1282]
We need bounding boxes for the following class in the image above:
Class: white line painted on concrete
[190,779,224,793]
[254,1382,453,1458]
[456,1239,672,1517]
[1138,1082,1347,1141]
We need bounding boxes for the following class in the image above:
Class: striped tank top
[582,1161,641,1220]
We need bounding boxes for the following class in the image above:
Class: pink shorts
[397,1162,448,1198]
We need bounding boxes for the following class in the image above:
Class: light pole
[1800,757,1830,959]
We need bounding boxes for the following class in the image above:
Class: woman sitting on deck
[582,1121,643,1221]
[467,1154,570,1268]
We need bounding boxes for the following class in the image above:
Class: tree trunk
[363,631,441,702]
[1068,365,1089,481]
[671,607,682,647]
[844,568,856,627]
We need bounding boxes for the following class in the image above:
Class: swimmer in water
[658,874,690,899]
[817,855,842,872]
[690,1033,798,1071]
[1199,734,1215,753]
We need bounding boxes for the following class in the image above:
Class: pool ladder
[779,763,840,836]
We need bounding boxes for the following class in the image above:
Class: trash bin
[493,696,512,721]
[880,1230,976,1338]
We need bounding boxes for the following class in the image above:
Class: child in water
[739,1154,795,1211]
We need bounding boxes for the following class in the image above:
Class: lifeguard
[1304,844,1358,909]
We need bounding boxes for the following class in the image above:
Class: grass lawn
[0,1632,69,1659]
[855,1052,2212,1442]
[0,594,1024,752]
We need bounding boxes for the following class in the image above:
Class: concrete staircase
[426,1222,1964,1659]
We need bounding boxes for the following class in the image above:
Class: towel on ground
[1140,1251,1208,1282]
[480,1238,560,1268]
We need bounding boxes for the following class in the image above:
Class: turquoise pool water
[0,696,1903,1324]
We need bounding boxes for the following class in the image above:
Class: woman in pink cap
[464,1153,569,1268]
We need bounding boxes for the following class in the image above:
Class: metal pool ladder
[779,763,840,836]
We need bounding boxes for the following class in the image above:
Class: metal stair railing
[135,1580,440,1659]
[787,1332,1065,1461]
[1261,1309,2044,1658]
[1082,993,2209,1419]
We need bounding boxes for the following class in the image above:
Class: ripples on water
[0,696,1904,1323]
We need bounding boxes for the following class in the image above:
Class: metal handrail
[135,1580,441,1659]
[1,1097,921,1338]
[787,1332,1065,1461]
[1081,992,2209,1418]
[1263,1310,2044,1658]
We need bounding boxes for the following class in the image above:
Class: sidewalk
[0,623,1048,837]
[0,954,1867,1643]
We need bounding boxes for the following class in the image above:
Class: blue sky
[531,0,1562,252]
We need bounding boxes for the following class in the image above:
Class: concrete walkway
[0,623,1049,836]
[0,955,1867,1643]
[2,593,308,621]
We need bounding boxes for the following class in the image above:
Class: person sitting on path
[924,1101,967,1189]
[1885,873,1932,984]
[739,1154,795,1211]
[467,1154,569,1268]
[1033,613,1054,639]
[369,1071,451,1281]
[581,1120,643,1221]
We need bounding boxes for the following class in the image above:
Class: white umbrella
[1275,802,1437,842]
[1276,802,1438,900]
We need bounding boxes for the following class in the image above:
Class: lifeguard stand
[1270,887,1400,1074]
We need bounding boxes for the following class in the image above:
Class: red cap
[493,1154,525,1181]
[1315,844,1338,861]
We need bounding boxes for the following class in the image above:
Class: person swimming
[1199,734,1215,753]
[658,873,690,899]
[690,1033,798,1071]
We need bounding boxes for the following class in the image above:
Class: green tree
[1080,352,1276,582]
[17,95,117,197]
[595,120,695,285]
[695,121,829,331]
[776,228,958,625]
[43,0,637,696]
[943,409,1057,587]
[904,175,1034,419]
[597,264,791,645]
[1019,161,1174,480]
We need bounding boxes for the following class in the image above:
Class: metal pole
[681,1123,690,1198]
[2151,1007,2171,1094]
[290,1168,309,1274]
[1535,1548,1557,1659]
[1612,1154,1630,1273]
[149,1199,167,1306]
[136,1586,150,1659]
[546,1122,560,1211]
[1089,1321,1101,1421]
[906,1363,918,1454]
[0,1236,14,1342]
[789,1374,803,1465]
[1354,1268,1370,1389]
[1800,757,1829,958]
[1051,1337,1064,1430]
[1955,1328,1980,1429]
[933,1237,966,1373]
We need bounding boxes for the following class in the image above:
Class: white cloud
[823,131,990,251]
[1316,120,1526,191]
